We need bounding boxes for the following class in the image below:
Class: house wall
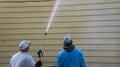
[0,0,120,67]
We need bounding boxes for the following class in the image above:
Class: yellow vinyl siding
[0,0,120,67]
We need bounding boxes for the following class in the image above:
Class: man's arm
[26,57,36,67]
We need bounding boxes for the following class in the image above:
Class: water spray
[45,0,62,34]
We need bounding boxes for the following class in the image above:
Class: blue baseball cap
[64,34,73,45]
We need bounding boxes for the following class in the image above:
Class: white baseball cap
[19,40,32,50]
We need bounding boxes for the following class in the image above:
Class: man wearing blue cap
[56,34,86,67]
[10,40,43,67]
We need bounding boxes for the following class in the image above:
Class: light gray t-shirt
[10,51,35,67]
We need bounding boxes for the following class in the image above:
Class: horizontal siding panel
[0,29,45,34]
[0,64,9,67]
[1,50,120,58]
[0,21,120,27]
[51,21,120,27]
[35,50,120,57]
[0,15,119,23]
[0,58,10,63]
[76,45,120,51]
[0,1,54,6]
[0,33,120,40]
[85,57,120,63]
[73,33,120,38]
[0,46,18,51]
[0,0,54,2]
[59,3,120,11]
[0,40,18,46]
[62,0,120,5]
[0,9,120,17]
[75,39,120,45]
[0,27,120,34]
[53,15,120,21]
[0,45,120,51]
[0,18,48,23]
[0,34,43,40]
[0,7,53,12]
[0,24,46,28]
[0,12,51,17]
[56,9,120,17]
[49,27,120,33]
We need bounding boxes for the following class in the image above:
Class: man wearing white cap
[10,40,42,67]
[56,34,86,67]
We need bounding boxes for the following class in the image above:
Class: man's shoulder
[12,52,32,58]
[74,48,83,53]
[58,49,66,55]
[12,52,21,57]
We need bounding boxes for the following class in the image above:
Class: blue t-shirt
[56,48,86,67]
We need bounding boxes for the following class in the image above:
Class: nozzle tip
[45,33,47,36]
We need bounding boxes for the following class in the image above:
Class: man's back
[56,48,86,67]
[56,34,86,67]
[10,51,35,67]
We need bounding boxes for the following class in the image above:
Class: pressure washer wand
[36,33,47,67]
[40,32,47,49]
[37,32,47,57]
[38,0,62,54]
[37,0,62,66]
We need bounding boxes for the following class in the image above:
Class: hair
[20,47,29,52]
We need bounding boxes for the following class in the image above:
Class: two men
[10,34,86,67]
